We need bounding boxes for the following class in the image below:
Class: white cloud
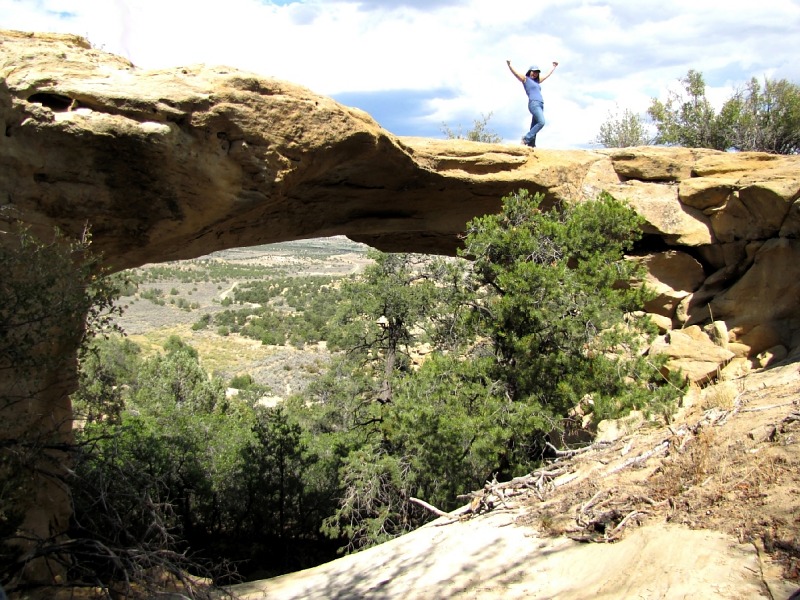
[3,0,799,148]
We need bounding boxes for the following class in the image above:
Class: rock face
[2,30,800,585]
[2,31,799,353]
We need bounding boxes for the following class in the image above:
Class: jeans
[523,100,545,147]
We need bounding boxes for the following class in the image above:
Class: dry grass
[509,374,800,583]
[700,381,739,410]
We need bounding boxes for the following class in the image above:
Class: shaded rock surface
[234,516,766,600]
[232,361,800,600]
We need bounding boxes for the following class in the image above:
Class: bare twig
[581,489,611,514]
[606,510,647,541]
[546,440,612,459]
[409,496,452,519]
[610,440,669,474]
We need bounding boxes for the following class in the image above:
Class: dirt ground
[229,358,800,600]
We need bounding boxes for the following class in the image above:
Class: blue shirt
[523,76,543,104]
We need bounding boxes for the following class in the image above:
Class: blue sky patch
[332,88,456,138]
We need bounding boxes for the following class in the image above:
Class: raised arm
[506,60,526,83]
[538,61,559,83]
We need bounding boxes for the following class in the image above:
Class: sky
[4,0,800,148]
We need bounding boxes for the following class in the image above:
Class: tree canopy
[4,189,686,594]
[594,106,653,148]
[594,69,800,154]
[441,111,503,143]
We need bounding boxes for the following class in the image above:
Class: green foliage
[304,283,471,552]
[129,337,222,415]
[0,226,127,594]
[462,190,665,422]
[141,287,166,305]
[199,275,342,347]
[229,373,255,390]
[441,111,503,143]
[72,336,142,424]
[239,407,315,543]
[646,69,800,154]
[71,337,340,582]
[192,313,212,331]
[648,69,730,149]
[329,251,445,403]
[318,191,680,551]
[721,76,800,154]
[389,353,515,503]
[321,447,415,553]
[126,261,267,287]
[59,192,685,573]
[594,106,653,148]
[0,226,123,381]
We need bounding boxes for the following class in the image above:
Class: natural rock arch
[2,30,800,585]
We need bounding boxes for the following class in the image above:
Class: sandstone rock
[606,181,714,246]
[0,29,797,275]
[708,180,798,243]
[704,320,729,349]
[4,29,800,588]
[710,239,800,346]
[719,241,751,268]
[718,357,752,380]
[679,177,737,211]
[754,345,788,369]
[601,147,707,181]
[692,151,798,177]
[727,342,753,359]
[0,30,628,267]
[634,250,706,318]
[681,324,721,345]
[649,327,735,384]
[647,313,673,333]
[679,384,702,409]
[595,410,646,444]
[736,324,784,357]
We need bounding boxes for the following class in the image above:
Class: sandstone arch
[2,30,800,585]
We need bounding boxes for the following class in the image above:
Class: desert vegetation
[595,69,800,153]
[1,190,686,597]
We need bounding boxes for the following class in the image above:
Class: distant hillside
[113,237,372,393]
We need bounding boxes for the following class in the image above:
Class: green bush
[321,191,683,551]
[192,314,211,330]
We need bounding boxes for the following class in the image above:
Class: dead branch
[606,510,648,541]
[782,412,800,424]
[409,496,452,519]
[581,489,612,514]
[631,495,668,507]
[610,440,670,474]
[545,440,611,459]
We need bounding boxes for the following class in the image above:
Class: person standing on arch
[506,60,559,149]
